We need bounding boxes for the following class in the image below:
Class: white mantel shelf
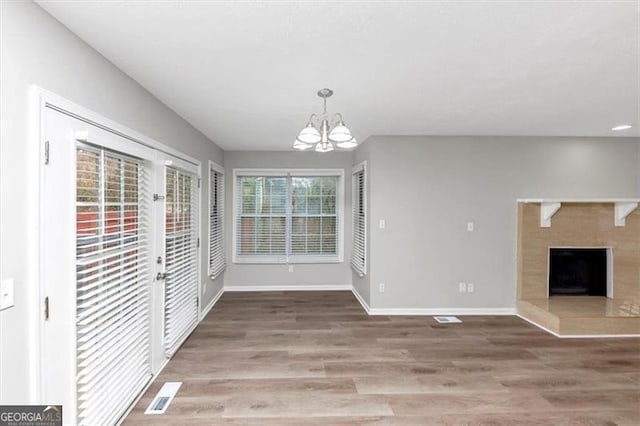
[517,198,640,228]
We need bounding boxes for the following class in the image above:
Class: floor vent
[145,382,182,415]
[433,316,462,324]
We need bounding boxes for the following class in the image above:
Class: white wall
[362,136,640,310]
[0,1,223,403]
[223,151,353,288]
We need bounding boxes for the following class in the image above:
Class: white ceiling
[38,1,639,150]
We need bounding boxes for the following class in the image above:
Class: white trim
[207,160,225,278]
[516,314,640,339]
[209,160,225,175]
[231,168,345,264]
[30,86,45,403]
[32,86,200,165]
[365,307,517,316]
[234,168,344,177]
[115,358,170,426]
[352,161,366,174]
[518,198,640,203]
[31,86,203,409]
[224,284,352,292]
[351,287,371,314]
[199,286,224,321]
[351,160,367,277]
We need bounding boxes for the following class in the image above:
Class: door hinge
[44,141,50,165]
[198,178,201,188]
[153,194,166,201]
[44,297,49,320]
[197,237,200,248]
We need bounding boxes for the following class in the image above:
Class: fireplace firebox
[548,248,608,297]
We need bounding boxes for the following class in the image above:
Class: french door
[157,159,200,357]
[40,106,200,425]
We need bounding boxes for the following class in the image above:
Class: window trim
[208,161,225,278]
[351,161,367,277]
[232,168,345,264]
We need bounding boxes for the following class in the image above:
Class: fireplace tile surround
[516,201,639,336]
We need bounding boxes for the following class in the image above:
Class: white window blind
[75,145,151,426]
[351,162,367,276]
[234,170,342,263]
[208,164,225,278]
[164,167,199,357]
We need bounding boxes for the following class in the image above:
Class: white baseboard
[224,284,352,292]
[117,357,170,425]
[200,286,224,320]
[350,287,514,316]
[366,307,517,316]
[516,314,640,339]
[351,287,371,314]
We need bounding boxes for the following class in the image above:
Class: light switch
[1,279,15,310]
[467,222,475,232]
[379,219,386,229]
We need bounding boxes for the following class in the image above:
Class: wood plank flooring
[124,291,640,425]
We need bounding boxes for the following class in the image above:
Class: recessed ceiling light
[611,124,632,131]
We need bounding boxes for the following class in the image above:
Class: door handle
[156,272,167,281]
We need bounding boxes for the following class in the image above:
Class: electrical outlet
[467,283,475,293]
[379,283,385,293]
[1,279,15,310]
[288,265,294,273]
[458,282,466,293]
[467,222,475,232]
[379,219,386,229]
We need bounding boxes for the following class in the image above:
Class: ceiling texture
[37,1,639,150]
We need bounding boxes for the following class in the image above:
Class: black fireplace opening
[548,248,608,296]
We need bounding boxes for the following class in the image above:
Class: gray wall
[0,1,223,403]
[223,151,353,288]
[362,136,640,310]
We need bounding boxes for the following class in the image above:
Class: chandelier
[293,88,358,152]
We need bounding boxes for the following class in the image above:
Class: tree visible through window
[234,171,342,263]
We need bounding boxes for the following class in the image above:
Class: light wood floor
[124,291,640,425]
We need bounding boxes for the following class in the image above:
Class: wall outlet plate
[467,283,475,293]
[458,282,466,293]
[379,282,385,293]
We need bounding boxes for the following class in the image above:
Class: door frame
[30,86,201,404]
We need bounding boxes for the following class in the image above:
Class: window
[208,162,225,278]
[233,169,343,263]
[351,161,367,276]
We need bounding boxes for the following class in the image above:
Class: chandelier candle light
[293,88,358,152]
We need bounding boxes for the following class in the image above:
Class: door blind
[209,167,225,278]
[75,145,151,426]
[164,167,199,356]
[351,163,366,276]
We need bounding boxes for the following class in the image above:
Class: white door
[40,106,199,424]
[156,156,200,357]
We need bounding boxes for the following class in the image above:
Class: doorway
[39,103,200,425]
